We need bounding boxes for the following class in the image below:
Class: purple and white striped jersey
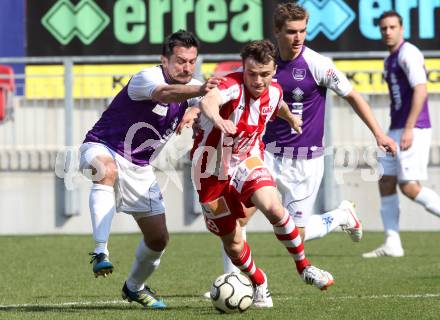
[384,41,431,130]
[84,65,201,166]
[263,46,352,159]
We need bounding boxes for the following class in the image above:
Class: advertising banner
[25,58,440,99]
[26,0,440,56]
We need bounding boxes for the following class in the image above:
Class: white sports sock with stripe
[304,209,348,241]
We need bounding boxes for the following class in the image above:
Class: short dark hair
[240,40,276,65]
[379,10,403,26]
[162,30,200,57]
[274,3,309,30]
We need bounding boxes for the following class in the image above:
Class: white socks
[89,184,116,255]
[379,188,440,249]
[222,227,246,273]
[414,187,440,218]
[380,194,402,248]
[126,240,165,292]
[303,208,348,241]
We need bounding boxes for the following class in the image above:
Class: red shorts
[196,157,276,236]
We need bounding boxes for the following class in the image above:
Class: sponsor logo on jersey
[262,105,273,115]
[292,87,304,102]
[326,68,340,85]
[292,68,306,81]
[152,104,168,116]
[224,84,240,101]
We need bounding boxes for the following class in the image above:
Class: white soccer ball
[210,272,254,313]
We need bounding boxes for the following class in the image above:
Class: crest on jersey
[292,68,306,81]
[292,87,304,102]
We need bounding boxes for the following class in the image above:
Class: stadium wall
[1,167,440,235]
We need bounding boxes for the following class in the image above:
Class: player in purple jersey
[363,11,440,258]
[79,30,222,309]
[262,3,396,244]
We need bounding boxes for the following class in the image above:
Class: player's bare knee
[91,157,117,185]
[399,182,421,200]
[103,162,118,183]
[144,233,169,252]
[224,242,242,259]
[261,202,285,224]
[379,176,398,196]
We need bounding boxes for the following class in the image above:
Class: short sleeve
[270,83,283,121]
[127,67,165,101]
[303,48,352,97]
[399,43,427,87]
[217,74,242,104]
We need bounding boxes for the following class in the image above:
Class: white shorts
[79,142,165,216]
[379,128,431,182]
[265,151,324,227]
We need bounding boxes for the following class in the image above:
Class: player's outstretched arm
[201,76,227,94]
[276,101,302,134]
[152,84,205,103]
[344,89,397,156]
[152,76,225,104]
[200,88,236,135]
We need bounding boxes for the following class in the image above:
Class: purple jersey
[263,46,352,159]
[384,42,431,130]
[84,66,201,166]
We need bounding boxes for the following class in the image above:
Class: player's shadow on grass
[0,304,212,313]
[162,293,205,298]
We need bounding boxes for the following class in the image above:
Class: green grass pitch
[1,231,439,319]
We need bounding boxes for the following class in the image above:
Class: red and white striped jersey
[192,72,283,177]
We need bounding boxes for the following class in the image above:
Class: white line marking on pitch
[0,293,439,309]
[327,293,440,300]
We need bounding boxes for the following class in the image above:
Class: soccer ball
[210,272,254,313]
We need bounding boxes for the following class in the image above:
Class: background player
[192,40,334,308]
[79,30,222,309]
[363,11,440,258]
